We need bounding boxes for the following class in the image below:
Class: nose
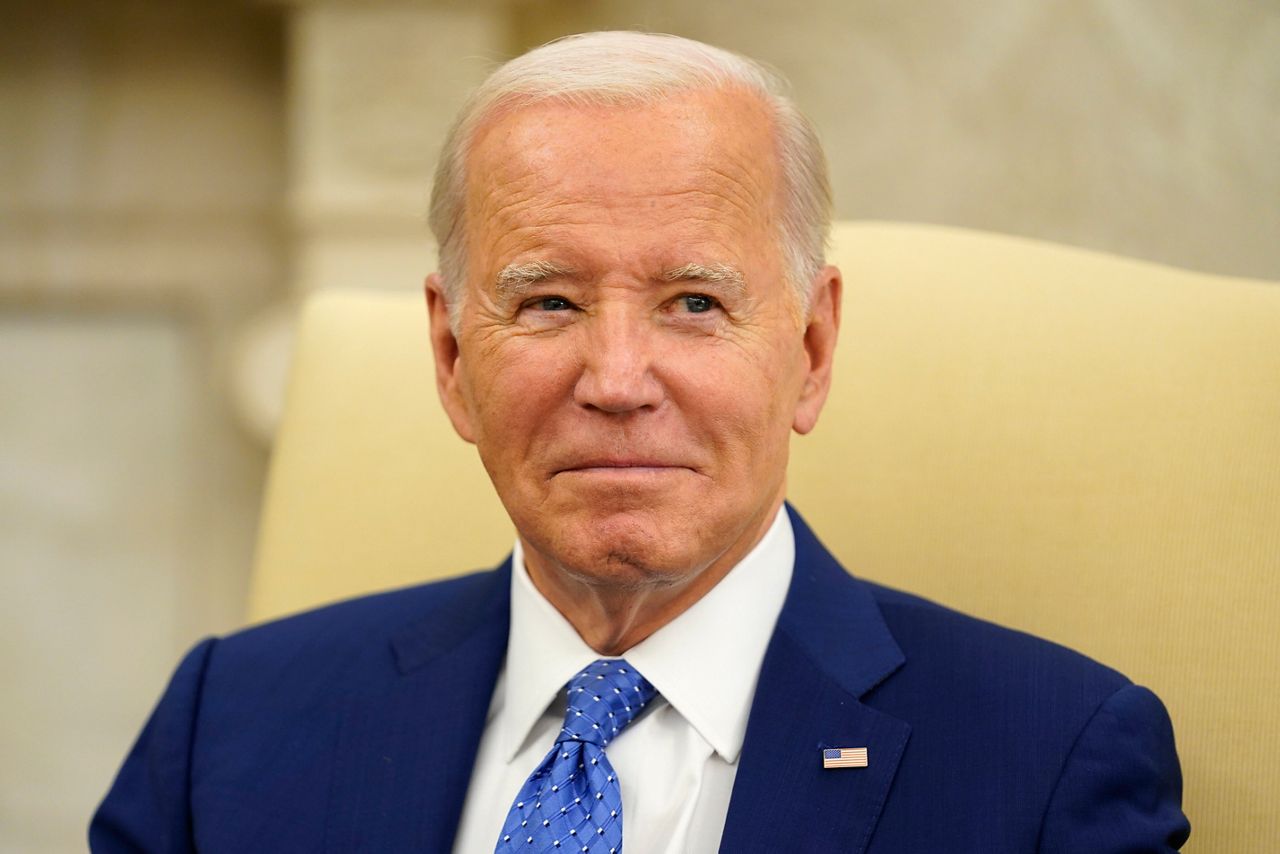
[573,310,664,414]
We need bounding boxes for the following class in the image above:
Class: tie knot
[559,659,655,748]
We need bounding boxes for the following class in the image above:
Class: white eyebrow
[494,260,576,300]
[662,262,747,298]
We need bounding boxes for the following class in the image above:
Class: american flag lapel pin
[822,747,869,769]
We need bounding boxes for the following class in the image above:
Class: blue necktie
[495,659,657,854]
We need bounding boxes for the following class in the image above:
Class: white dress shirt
[452,506,795,853]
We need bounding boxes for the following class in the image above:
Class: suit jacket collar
[390,560,512,675]
[718,505,910,853]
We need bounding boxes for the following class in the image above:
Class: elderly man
[93,32,1188,853]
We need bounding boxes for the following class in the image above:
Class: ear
[424,273,477,444]
[792,264,842,435]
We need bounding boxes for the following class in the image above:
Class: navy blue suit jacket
[92,507,1189,852]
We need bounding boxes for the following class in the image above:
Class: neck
[521,502,782,655]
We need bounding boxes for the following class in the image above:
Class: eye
[529,296,573,312]
[678,294,719,314]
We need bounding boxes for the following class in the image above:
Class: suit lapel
[720,507,910,853]
[325,563,512,853]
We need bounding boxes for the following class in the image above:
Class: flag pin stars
[822,747,869,769]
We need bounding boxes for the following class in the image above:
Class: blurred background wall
[1,0,1276,849]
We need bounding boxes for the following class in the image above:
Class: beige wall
[2,0,1276,850]
[517,0,1280,281]
[0,2,284,850]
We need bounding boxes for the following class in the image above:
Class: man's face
[428,87,838,596]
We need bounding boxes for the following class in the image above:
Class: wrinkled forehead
[461,88,784,261]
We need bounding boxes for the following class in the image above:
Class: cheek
[668,342,798,451]
[461,337,576,446]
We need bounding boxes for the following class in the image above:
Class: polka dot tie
[495,659,657,854]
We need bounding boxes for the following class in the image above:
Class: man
[92,32,1189,852]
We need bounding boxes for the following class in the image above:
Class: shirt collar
[497,506,795,764]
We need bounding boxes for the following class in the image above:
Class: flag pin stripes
[822,747,869,769]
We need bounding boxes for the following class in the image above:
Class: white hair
[428,31,832,328]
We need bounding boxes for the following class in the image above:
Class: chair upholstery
[249,222,1280,852]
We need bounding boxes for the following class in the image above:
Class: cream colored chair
[249,222,1280,852]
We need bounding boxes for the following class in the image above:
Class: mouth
[552,459,694,476]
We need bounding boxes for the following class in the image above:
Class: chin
[550,508,710,588]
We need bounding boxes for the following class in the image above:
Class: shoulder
[228,567,506,651]
[785,504,1130,702]
[201,565,510,696]
[855,580,1187,846]
[860,580,1134,736]
[865,579,1130,699]
[92,566,513,852]
[854,578,1153,796]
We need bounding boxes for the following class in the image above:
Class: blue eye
[680,294,717,313]
[535,297,572,311]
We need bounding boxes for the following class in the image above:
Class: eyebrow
[494,260,577,301]
[493,260,748,300]
[663,262,747,298]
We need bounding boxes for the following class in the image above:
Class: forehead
[462,88,782,273]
